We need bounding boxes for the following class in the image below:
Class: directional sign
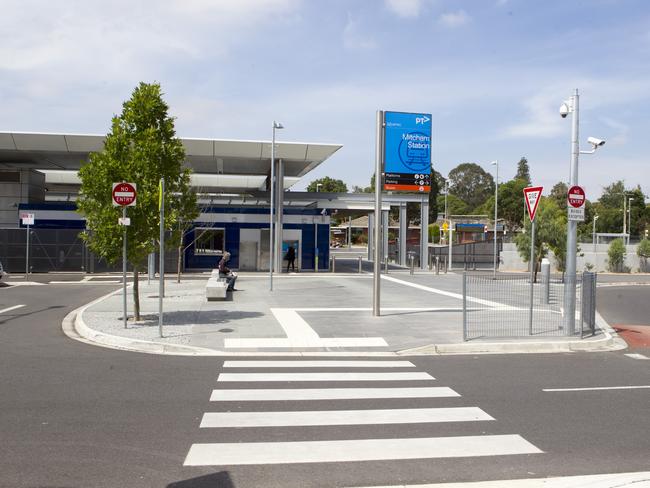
[20,213,34,226]
[112,182,137,207]
[383,111,432,192]
[523,186,543,222]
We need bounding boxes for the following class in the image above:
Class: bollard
[384,259,388,273]
[436,256,440,275]
[331,255,336,273]
[358,255,362,273]
[409,254,414,275]
[541,258,550,304]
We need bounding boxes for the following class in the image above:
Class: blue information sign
[383,111,432,192]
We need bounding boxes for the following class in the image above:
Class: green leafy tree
[307,176,348,193]
[607,238,627,272]
[515,197,567,275]
[515,157,531,185]
[637,239,650,272]
[483,178,528,231]
[437,193,470,216]
[169,188,200,283]
[78,82,197,321]
[549,182,568,211]
[448,162,495,210]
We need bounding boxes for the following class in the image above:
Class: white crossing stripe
[223,360,416,368]
[200,407,494,428]
[217,372,434,382]
[184,435,542,466]
[544,385,650,392]
[210,387,460,401]
[224,337,388,348]
[0,304,26,314]
[625,353,649,360]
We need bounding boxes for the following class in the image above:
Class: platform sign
[383,111,432,192]
[112,182,137,207]
[523,186,543,222]
[567,185,585,221]
[20,213,34,226]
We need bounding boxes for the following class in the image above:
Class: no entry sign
[523,186,543,222]
[567,185,586,221]
[112,182,137,207]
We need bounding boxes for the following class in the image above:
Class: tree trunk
[177,245,182,283]
[133,268,140,321]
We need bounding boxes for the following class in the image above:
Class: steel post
[123,206,127,329]
[373,110,383,317]
[529,219,536,335]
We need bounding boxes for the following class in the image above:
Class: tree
[307,176,348,193]
[78,82,197,321]
[549,182,568,211]
[637,239,650,272]
[515,157,531,185]
[483,178,528,231]
[436,193,470,217]
[169,188,200,283]
[447,163,495,210]
[515,197,567,274]
[607,238,626,272]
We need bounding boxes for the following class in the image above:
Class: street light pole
[592,215,599,252]
[491,161,498,279]
[444,179,448,244]
[628,197,633,245]
[269,121,284,291]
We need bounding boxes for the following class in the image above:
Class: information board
[383,111,432,192]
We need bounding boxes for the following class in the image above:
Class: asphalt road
[0,279,648,488]
[598,284,650,350]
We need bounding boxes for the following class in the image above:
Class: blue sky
[1,0,649,200]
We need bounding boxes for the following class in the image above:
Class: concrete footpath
[64,270,628,356]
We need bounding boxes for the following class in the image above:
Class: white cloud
[384,0,423,18]
[439,10,470,28]
[343,14,377,50]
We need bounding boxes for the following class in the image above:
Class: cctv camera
[587,136,605,147]
[559,103,570,118]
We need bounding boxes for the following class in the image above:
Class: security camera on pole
[112,182,137,329]
[559,89,605,335]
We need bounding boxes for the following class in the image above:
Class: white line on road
[210,387,459,401]
[0,304,25,314]
[223,360,416,368]
[217,372,435,382]
[625,353,649,360]
[224,337,388,348]
[380,275,513,309]
[543,385,650,392]
[184,435,542,466]
[200,407,494,428]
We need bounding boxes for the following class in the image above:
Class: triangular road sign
[523,186,543,222]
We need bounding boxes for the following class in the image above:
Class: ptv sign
[112,182,137,207]
[523,186,543,222]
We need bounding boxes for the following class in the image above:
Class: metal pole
[622,193,626,240]
[563,88,579,335]
[314,223,318,273]
[348,216,352,249]
[529,218,536,335]
[158,177,165,338]
[123,206,127,329]
[493,161,498,279]
[269,124,276,290]
[592,216,597,253]
[628,197,633,245]
[462,272,467,341]
[373,110,383,317]
[25,223,30,277]
[358,255,362,273]
[448,220,453,270]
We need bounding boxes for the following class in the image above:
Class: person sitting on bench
[218,252,237,291]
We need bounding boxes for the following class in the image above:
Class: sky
[1,0,649,201]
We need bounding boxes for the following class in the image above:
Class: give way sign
[112,182,137,207]
[523,186,543,222]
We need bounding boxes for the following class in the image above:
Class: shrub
[428,224,440,244]
[637,239,650,272]
[607,238,626,272]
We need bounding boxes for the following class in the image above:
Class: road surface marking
[543,385,650,392]
[210,387,460,401]
[217,372,434,382]
[184,435,542,466]
[0,304,25,314]
[380,275,513,309]
[200,407,494,428]
[224,307,388,349]
[223,360,415,368]
[625,353,649,360]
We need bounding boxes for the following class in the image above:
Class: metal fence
[430,240,502,270]
[462,271,597,340]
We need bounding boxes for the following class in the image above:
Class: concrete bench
[210,269,220,279]
[206,278,228,301]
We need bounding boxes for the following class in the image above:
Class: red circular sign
[567,185,585,209]
[112,182,137,206]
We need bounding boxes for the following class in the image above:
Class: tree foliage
[514,157,531,185]
[607,238,627,272]
[307,176,348,193]
[515,197,567,271]
[482,178,528,231]
[447,163,495,210]
[78,82,197,319]
[549,182,568,211]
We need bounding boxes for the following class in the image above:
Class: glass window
[195,228,225,255]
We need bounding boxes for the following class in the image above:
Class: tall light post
[628,197,633,245]
[592,214,599,252]
[491,161,498,278]
[269,121,284,291]
[443,179,449,244]
[559,89,605,334]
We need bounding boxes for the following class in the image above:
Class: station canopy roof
[0,132,342,193]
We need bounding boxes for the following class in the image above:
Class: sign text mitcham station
[383,111,432,192]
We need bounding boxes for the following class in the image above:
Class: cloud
[384,0,423,18]
[343,14,377,50]
[439,10,470,28]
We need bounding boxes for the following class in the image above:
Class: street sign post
[567,185,586,221]
[20,213,34,277]
[523,186,543,335]
[112,182,137,329]
[383,112,432,192]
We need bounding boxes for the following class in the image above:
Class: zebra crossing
[183,359,542,469]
